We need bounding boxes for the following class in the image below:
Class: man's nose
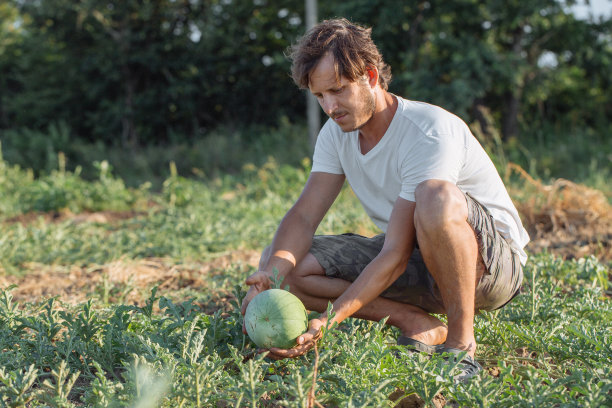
[321,95,338,116]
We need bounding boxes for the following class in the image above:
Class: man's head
[289,19,391,132]
[288,18,392,91]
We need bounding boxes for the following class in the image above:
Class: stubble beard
[352,86,376,132]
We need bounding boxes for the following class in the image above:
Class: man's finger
[296,333,312,345]
[297,328,322,345]
[240,297,249,315]
[244,271,266,286]
[267,342,313,360]
[266,328,322,360]
[240,289,257,315]
[244,274,258,285]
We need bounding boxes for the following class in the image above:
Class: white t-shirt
[312,97,530,264]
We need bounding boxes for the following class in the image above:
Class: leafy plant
[0,159,610,406]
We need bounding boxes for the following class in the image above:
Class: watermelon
[244,289,309,349]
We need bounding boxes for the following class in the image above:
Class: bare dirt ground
[0,251,261,307]
[1,174,610,306]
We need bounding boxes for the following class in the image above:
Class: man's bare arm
[262,172,345,276]
[268,196,417,359]
[322,197,416,325]
[241,171,345,314]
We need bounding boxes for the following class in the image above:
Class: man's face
[308,54,376,132]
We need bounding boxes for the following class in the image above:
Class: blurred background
[0,0,610,190]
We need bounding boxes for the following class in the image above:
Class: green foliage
[0,252,610,406]
[334,0,611,137]
[0,0,306,145]
[0,154,375,272]
[0,157,610,405]
[1,120,313,188]
[1,0,610,146]
[0,154,150,217]
[506,124,612,194]
[0,122,72,175]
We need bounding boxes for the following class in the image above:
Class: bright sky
[569,0,612,20]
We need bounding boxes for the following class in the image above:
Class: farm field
[0,156,610,407]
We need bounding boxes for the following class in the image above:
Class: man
[240,18,529,381]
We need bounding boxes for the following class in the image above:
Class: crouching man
[241,18,529,381]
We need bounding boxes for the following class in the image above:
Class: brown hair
[289,18,392,90]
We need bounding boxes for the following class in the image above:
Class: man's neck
[359,91,398,153]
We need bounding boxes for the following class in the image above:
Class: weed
[0,158,609,406]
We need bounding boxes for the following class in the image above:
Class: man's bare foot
[442,339,477,357]
[404,322,448,346]
[390,309,448,346]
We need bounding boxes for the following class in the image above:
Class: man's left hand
[264,318,326,360]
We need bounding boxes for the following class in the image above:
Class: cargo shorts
[309,193,523,314]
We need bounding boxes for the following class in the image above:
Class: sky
[569,0,612,20]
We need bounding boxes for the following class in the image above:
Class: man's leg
[259,247,448,346]
[413,180,484,357]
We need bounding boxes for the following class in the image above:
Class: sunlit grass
[0,252,609,406]
[0,147,610,406]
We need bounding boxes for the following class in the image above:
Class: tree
[0,2,21,128]
[1,0,308,146]
[324,0,611,140]
[1,0,609,147]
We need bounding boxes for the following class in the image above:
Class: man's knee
[282,253,325,291]
[291,253,325,278]
[414,180,468,231]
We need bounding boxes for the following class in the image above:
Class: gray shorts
[309,193,523,314]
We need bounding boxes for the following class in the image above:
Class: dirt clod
[389,389,452,408]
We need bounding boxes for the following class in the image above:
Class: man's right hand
[240,270,273,333]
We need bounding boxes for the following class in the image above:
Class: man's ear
[366,66,379,88]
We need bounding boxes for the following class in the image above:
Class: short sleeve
[311,121,344,174]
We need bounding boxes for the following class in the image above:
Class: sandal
[397,336,441,355]
[438,346,482,382]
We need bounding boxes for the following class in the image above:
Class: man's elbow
[391,256,410,282]
[381,251,410,286]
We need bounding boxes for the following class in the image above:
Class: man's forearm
[323,249,411,325]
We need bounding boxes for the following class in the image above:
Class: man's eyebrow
[327,78,344,91]
[311,80,343,94]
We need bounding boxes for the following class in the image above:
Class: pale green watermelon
[244,289,309,349]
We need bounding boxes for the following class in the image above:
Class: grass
[1,119,610,196]
[0,254,609,407]
[0,156,376,274]
[0,132,610,406]
[505,124,612,198]
[0,119,312,189]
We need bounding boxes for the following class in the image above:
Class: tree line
[0,0,610,148]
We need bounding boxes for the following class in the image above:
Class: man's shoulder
[394,97,467,135]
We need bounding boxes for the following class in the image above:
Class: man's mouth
[333,113,347,121]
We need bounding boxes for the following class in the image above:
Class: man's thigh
[309,194,523,314]
[309,233,447,313]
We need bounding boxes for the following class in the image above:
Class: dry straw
[507,163,612,261]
